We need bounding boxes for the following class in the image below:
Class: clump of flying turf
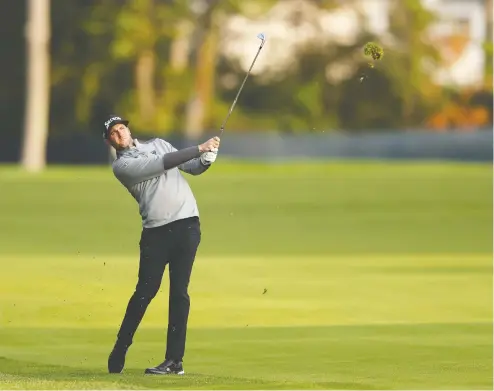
[364,42,384,61]
[362,42,384,72]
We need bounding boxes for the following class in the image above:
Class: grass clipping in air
[364,42,384,68]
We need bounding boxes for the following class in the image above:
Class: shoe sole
[144,369,185,375]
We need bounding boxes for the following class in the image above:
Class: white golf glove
[200,148,218,165]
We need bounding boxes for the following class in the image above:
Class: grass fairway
[0,161,492,389]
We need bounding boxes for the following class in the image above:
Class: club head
[257,33,266,43]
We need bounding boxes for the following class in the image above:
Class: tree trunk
[170,21,192,71]
[184,1,219,140]
[403,0,415,127]
[486,0,493,88]
[21,0,50,172]
[184,27,217,139]
[136,49,156,128]
[487,0,493,44]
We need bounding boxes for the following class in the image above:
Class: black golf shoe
[108,343,129,374]
[145,359,184,375]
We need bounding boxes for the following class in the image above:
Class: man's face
[107,123,132,150]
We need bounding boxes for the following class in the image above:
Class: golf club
[218,33,266,137]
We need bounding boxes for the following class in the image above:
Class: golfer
[102,115,220,375]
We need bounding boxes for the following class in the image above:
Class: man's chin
[117,141,131,149]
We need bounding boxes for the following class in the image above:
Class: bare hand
[199,137,220,153]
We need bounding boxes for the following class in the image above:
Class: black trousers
[115,216,201,361]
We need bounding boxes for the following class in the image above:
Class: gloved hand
[200,148,218,165]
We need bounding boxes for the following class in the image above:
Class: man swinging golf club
[103,114,220,375]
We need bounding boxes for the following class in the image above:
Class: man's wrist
[200,156,209,166]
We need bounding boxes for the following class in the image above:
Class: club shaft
[219,40,265,136]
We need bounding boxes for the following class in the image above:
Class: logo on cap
[105,116,123,130]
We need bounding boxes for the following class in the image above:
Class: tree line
[2,0,492,170]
